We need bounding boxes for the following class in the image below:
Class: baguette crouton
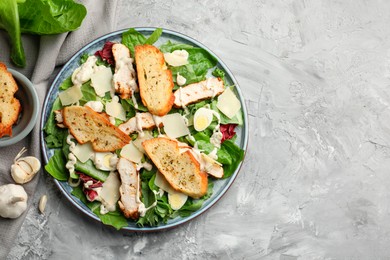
[135,45,174,116]
[0,63,21,138]
[143,137,208,199]
[62,106,131,152]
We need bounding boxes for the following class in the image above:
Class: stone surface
[8,0,390,259]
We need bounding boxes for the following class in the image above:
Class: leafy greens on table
[0,0,87,67]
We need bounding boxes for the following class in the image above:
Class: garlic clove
[19,157,41,173]
[38,195,47,214]
[11,155,41,184]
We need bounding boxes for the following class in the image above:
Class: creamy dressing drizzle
[65,134,77,175]
[152,115,163,136]
[136,172,157,217]
[131,89,138,109]
[72,56,97,87]
[136,161,153,171]
[135,113,144,137]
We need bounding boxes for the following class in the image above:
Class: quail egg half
[193,107,214,132]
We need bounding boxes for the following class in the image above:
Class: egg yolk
[194,116,209,131]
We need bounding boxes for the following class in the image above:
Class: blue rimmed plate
[40,27,248,231]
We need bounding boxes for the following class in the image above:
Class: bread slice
[62,106,131,152]
[0,63,21,138]
[135,45,174,116]
[143,137,208,199]
[173,77,224,107]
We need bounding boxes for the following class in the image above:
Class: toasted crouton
[62,106,131,152]
[0,63,21,138]
[135,45,174,116]
[143,137,208,199]
[173,77,224,107]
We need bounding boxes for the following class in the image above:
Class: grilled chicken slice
[173,77,224,107]
[117,157,140,219]
[112,43,138,99]
[118,112,158,135]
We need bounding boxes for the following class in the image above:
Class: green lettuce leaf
[0,0,86,67]
[43,97,67,148]
[71,186,128,230]
[0,0,25,67]
[17,0,87,35]
[44,149,68,181]
[122,28,163,57]
[219,139,245,178]
[159,41,218,86]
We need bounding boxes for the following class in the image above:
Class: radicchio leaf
[95,41,115,66]
[220,124,238,142]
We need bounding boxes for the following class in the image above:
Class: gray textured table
[8,1,390,259]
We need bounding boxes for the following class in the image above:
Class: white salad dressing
[177,73,186,86]
[135,113,145,137]
[84,101,104,113]
[65,134,77,175]
[131,89,138,109]
[152,115,163,136]
[136,161,153,172]
[113,55,138,92]
[72,56,97,87]
[136,172,156,217]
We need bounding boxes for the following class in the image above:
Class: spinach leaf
[79,81,97,105]
[43,97,67,148]
[144,28,162,45]
[59,76,73,90]
[122,28,146,56]
[160,41,218,85]
[122,27,163,57]
[44,149,68,181]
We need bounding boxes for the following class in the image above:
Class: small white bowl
[0,69,39,147]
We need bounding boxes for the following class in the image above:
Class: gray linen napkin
[0,1,119,258]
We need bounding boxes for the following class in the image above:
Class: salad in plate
[43,28,245,229]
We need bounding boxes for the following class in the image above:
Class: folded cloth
[0,1,119,258]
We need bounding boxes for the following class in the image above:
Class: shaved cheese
[132,131,154,153]
[120,142,143,163]
[72,142,94,163]
[216,88,241,119]
[106,96,126,120]
[162,113,190,139]
[154,170,174,193]
[168,192,188,210]
[91,66,113,97]
[154,171,187,210]
[99,171,121,212]
[58,85,83,106]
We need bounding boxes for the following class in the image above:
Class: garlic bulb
[11,147,41,184]
[0,184,28,219]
